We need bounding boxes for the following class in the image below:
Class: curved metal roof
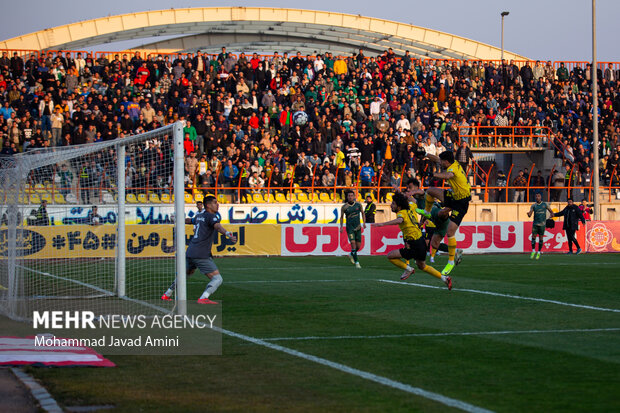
[0,7,528,60]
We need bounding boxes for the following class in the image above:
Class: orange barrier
[23,161,619,205]
[457,126,552,149]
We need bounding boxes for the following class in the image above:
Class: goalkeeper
[161,196,237,304]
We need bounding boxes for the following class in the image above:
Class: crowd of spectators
[1,46,619,203]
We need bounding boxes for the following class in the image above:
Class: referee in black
[554,198,586,254]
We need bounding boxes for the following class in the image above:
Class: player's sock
[538,239,543,252]
[389,258,411,270]
[351,249,359,263]
[164,280,176,297]
[438,243,449,253]
[447,236,456,265]
[199,275,223,300]
[531,239,536,251]
[424,193,434,213]
[422,264,442,280]
[430,247,437,259]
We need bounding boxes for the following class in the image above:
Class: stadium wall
[3,221,619,259]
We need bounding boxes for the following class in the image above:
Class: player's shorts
[532,225,546,237]
[425,226,435,242]
[399,237,427,261]
[186,257,218,275]
[430,207,449,238]
[347,228,362,243]
[443,190,470,226]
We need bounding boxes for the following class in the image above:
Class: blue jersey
[186,211,219,258]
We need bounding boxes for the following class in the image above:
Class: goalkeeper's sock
[438,243,449,253]
[351,249,359,263]
[447,236,457,265]
[200,274,223,300]
[538,240,544,252]
[531,239,536,251]
[389,258,412,271]
[424,193,434,214]
[164,280,176,297]
[422,264,442,280]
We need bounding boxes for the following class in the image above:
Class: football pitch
[27,253,620,412]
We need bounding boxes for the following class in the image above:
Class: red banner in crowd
[585,221,620,253]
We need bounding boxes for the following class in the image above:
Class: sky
[0,0,618,62]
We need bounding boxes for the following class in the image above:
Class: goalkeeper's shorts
[186,257,218,274]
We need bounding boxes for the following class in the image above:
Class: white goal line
[261,327,620,342]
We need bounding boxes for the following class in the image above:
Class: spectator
[455,141,473,173]
[579,199,593,221]
[87,206,103,225]
[35,200,50,226]
[512,170,527,202]
[531,170,546,200]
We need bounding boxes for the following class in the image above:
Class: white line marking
[190,279,370,285]
[17,265,114,297]
[457,262,620,267]
[216,327,493,413]
[108,295,492,412]
[221,265,350,271]
[378,279,620,313]
[262,328,620,342]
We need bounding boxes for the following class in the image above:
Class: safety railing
[21,164,620,205]
[457,126,552,149]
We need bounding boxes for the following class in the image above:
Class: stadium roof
[0,7,529,60]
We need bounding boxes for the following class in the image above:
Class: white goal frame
[0,121,187,319]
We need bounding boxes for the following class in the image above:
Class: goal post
[0,121,187,321]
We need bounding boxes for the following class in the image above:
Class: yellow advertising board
[0,224,280,259]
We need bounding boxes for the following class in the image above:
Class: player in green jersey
[340,189,366,268]
[416,202,462,265]
[526,192,555,259]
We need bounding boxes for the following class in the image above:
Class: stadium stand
[0,48,618,204]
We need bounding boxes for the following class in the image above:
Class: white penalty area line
[261,327,620,342]
[190,278,371,285]
[221,265,352,271]
[110,295,492,413]
[217,327,493,413]
[378,279,620,313]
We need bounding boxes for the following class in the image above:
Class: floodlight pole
[592,0,600,219]
[501,11,509,61]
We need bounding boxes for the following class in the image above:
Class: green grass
[24,254,620,412]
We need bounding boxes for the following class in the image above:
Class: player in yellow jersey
[373,191,452,290]
[422,151,470,276]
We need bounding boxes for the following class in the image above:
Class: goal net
[0,122,187,322]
